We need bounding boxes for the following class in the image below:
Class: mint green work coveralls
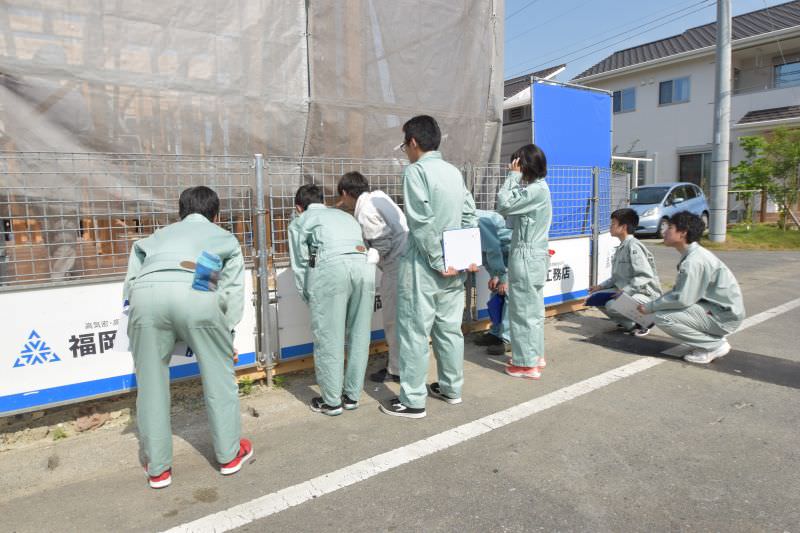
[397,151,477,408]
[496,171,552,368]
[643,242,745,350]
[123,213,245,477]
[288,204,376,408]
[596,234,662,329]
[476,209,512,342]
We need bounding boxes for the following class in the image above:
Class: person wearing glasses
[380,115,478,419]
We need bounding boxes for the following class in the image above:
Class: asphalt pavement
[1,242,798,532]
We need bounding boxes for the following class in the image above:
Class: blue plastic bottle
[192,250,222,291]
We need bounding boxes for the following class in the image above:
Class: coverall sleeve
[403,164,445,272]
[219,241,245,330]
[643,260,707,313]
[358,202,392,260]
[496,171,546,216]
[461,187,478,228]
[122,240,146,301]
[288,219,310,303]
[622,244,658,295]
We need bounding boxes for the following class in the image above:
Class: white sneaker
[684,340,731,364]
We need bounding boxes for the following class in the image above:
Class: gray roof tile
[504,64,566,98]
[737,105,800,124]
[574,0,800,80]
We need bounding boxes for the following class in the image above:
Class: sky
[503,0,792,82]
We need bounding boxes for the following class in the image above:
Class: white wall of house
[581,34,800,188]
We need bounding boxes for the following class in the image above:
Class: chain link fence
[0,152,254,289]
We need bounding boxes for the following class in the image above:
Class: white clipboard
[607,293,655,328]
[442,227,482,271]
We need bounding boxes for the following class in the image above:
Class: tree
[731,135,771,223]
[732,127,800,228]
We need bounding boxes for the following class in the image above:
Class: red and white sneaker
[220,438,254,475]
[144,466,172,489]
[505,365,541,380]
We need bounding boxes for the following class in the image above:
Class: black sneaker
[369,367,400,383]
[310,397,343,416]
[486,342,511,356]
[379,397,426,419]
[632,327,650,337]
[342,394,359,410]
[474,332,503,346]
[428,382,462,405]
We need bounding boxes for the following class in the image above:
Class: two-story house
[572,0,800,195]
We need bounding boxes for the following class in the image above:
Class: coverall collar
[183,213,212,223]
[417,150,442,163]
[306,203,326,211]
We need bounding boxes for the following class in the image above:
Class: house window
[613,88,636,113]
[659,77,690,105]
[679,152,712,193]
[775,61,800,88]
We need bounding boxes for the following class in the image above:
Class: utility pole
[709,0,732,242]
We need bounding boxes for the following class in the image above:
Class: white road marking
[164,357,662,533]
[166,298,800,533]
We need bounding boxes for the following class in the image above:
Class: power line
[505,0,593,46]
[505,0,542,21]
[506,0,715,79]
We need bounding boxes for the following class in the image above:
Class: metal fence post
[590,166,600,288]
[463,163,476,322]
[254,154,274,387]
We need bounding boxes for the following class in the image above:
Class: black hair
[337,171,370,199]
[611,208,639,234]
[294,183,324,210]
[179,186,219,221]
[402,115,441,151]
[511,144,547,182]
[668,210,705,244]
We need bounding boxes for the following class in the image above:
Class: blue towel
[192,250,222,291]
[585,290,618,307]
[487,293,504,324]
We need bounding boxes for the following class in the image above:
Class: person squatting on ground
[587,208,662,336]
[123,186,252,489]
[638,211,746,364]
[473,209,513,356]
[337,171,409,385]
[496,144,553,380]
[380,115,478,419]
[288,184,377,416]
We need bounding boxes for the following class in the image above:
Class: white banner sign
[476,236,592,318]
[0,272,257,416]
[596,231,621,287]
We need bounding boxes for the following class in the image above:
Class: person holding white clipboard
[379,115,478,419]
[496,144,553,380]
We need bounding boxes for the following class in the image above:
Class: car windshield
[630,187,670,205]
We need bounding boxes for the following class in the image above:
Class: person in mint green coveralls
[124,186,251,488]
[496,144,552,380]
[639,211,745,365]
[380,115,478,419]
[288,184,376,416]
[475,209,512,353]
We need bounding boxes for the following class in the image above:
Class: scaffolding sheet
[0,1,502,166]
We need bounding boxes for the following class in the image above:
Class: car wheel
[701,212,709,232]
[657,218,669,238]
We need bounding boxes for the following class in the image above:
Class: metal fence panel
[0,153,254,290]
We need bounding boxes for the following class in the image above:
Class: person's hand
[233,348,239,364]
[467,263,479,273]
[588,284,600,293]
[441,267,459,277]
[637,304,648,314]
[508,157,521,173]
[497,282,508,296]
[488,276,499,291]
